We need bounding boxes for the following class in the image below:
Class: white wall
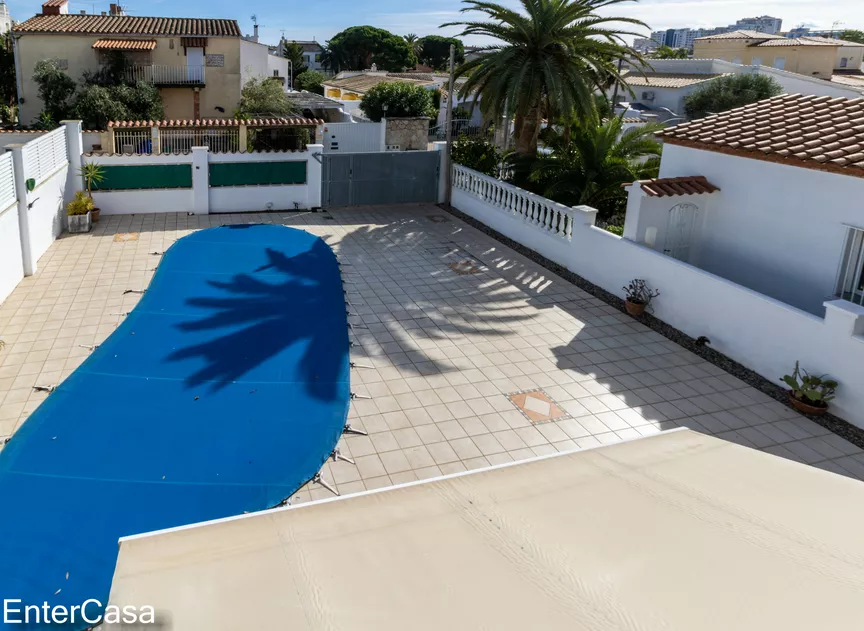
[451,165,864,428]
[208,147,322,212]
[240,40,273,87]
[267,54,290,86]
[0,200,23,304]
[89,153,194,216]
[658,144,864,315]
[321,122,384,152]
[27,164,68,261]
[89,146,323,214]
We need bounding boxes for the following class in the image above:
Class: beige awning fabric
[92,38,157,51]
[107,430,864,631]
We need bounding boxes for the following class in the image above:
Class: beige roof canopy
[107,429,864,631]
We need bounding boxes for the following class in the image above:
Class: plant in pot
[66,190,94,233]
[622,279,659,316]
[781,361,837,416]
[79,162,105,222]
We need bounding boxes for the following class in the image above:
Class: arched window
[840,57,848,68]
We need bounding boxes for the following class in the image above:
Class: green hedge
[209,161,307,187]
[92,164,192,190]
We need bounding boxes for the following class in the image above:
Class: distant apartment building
[0,1,12,34]
[648,27,725,52]
[729,16,782,35]
[272,39,325,73]
[11,1,285,124]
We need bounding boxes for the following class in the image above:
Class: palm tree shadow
[167,239,346,401]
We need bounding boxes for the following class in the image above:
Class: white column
[306,144,323,209]
[622,182,646,241]
[191,146,209,215]
[151,126,161,155]
[5,143,35,275]
[61,120,84,203]
[380,117,387,151]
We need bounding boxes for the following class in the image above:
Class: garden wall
[451,164,864,428]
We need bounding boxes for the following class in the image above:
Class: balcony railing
[126,65,206,86]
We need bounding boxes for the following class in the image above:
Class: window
[273,69,279,77]
[751,56,762,66]
[835,226,864,306]
[773,56,786,70]
[840,57,848,68]
[315,53,322,62]
[731,56,742,64]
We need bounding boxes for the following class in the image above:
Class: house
[11,1,257,123]
[615,59,864,119]
[693,30,841,79]
[622,93,864,316]
[240,37,290,89]
[322,73,433,101]
[272,39,325,73]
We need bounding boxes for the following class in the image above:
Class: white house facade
[623,93,864,317]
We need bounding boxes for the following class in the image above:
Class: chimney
[41,0,69,15]
[109,3,124,15]
[253,24,259,43]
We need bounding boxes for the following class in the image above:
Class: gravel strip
[441,203,864,450]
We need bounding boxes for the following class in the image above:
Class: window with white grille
[835,226,864,306]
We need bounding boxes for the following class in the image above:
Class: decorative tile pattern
[507,390,568,424]
[113,232,139,242]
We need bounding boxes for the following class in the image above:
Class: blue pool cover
[0,225,350,628]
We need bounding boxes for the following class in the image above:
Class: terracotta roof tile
[14,14,241,36]
[622,71,729,89]
[108,117,322,128]
[92,38,157,50]
[694,30,785,40]
[798,36,864,47]
[754,37,839,47]
[630,176,720,197]
[658,93,864,176]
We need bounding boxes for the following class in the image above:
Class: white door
[773,56,786,70]
[751,56,762,66]
[663,203,699,262]
[186,47,204,82]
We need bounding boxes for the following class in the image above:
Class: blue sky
[7,0,864,46]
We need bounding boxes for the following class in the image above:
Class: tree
[359,81,434,121]
[236,76,297,117]
[403,33,423,57]
[841,29,864,44]
[652,45,688,59]
[32,59,77,125]
[683,74,782,119]
[0,32,16,110]
[281,39,308,86]
[74,82,163,129]
[295,70,325,95]
[322,26,416,72]
[419,35,465,70]
[530,111,664,218]
[443,0,647,155]
[452,135,500,176]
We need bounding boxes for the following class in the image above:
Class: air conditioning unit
[641,91,655,101]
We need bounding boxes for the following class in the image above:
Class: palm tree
[403,33,424,58]
[443,0,647,155]
[530,110,663,211]
[652,45,688,59]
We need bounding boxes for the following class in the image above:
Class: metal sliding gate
[321,151,440,209]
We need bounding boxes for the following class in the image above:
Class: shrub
[66,191,94,216]
[235,77,297,118]
[684,74,782,119]
[295,70,325,95]
[604,224,624,236]
[359,82,434,122]
[451,135,501,177]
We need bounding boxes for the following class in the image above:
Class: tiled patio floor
[1,207,863,503]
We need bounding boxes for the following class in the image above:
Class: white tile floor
[1,206,863,504]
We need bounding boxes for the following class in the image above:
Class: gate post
[307,144,323,210]
[191,146,210,214]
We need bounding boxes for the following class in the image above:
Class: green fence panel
[93,164,192,190]
[210,161,307,187]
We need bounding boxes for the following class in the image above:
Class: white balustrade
[127,65,206,85]
[452,163,578,240]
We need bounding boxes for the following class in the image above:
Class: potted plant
[79,162,105,222]
[622,279,659,316]
[781,361,838,416]
[66,190,93,233]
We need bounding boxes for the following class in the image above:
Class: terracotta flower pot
[788,391,828,416]
[91,207,101,222]
[624,299,645,316]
